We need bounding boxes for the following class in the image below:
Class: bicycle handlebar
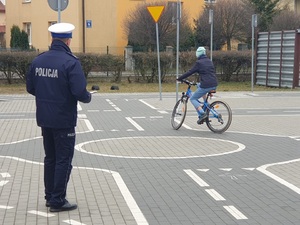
[180,79,197,86]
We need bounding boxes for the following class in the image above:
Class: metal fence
[256,30,299,88]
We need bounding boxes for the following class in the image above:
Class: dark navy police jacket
[26,40,91,128]
[178,55,218,88]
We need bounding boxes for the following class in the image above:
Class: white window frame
[24,23,32,46]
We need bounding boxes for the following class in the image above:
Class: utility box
[255,30,300,88]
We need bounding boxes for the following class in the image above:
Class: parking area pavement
[0,91,300,225]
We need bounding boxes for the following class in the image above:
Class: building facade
[5,0,204,54]
[0,1,5,47]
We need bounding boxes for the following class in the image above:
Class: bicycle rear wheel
[206,100,232,133]
[171,98,187,130]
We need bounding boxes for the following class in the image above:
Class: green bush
[0,50,251,85]
[131,52,173,83]
[76,53,97,78]
[213,51,251,82]
[76,53,124,82]
[179,50,252,82]
[10,25,30,51]
[0,51,37,84]
[95,54,124,82]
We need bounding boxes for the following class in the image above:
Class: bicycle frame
[172,79,232,133]
[181,80,212,110]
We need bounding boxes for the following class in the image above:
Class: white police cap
[48,22,75,38]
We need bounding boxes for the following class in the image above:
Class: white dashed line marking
[197,169,210,172]
[185,169,248,220]
[0,205,13,209]
[106,99,121,111]
[78,114,87,119]
[184,169,209,187]
[205,189,226,201]
[158,110,168,114]
[223,205,248,220]
[219,168,232,171]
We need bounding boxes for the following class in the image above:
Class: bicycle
[171,79,232,133]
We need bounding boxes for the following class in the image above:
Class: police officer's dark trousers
[42,127,75,207]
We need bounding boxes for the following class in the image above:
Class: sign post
[175,0,181,102]
[147,6,165,100]
[47,0,69,22]
[209,9,213,61]
[251,14,257,93]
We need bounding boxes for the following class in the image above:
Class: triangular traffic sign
[147,6,165,23]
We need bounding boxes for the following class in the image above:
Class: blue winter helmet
[195,47,206,58]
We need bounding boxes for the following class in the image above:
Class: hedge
[0,50,252,84]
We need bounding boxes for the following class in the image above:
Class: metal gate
[256,30,300,88]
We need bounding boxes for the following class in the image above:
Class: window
[23,23,32,46]
[204,0,216,3]
[48,21,57,43]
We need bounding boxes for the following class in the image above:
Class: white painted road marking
[139,99,156,109]
[139,99,168,114]
[205,189,226,201]
[158,110,168,114]
[78,114,87,119]
[0,180,9,186]
[219,168,232,171]
[106,99,121,111]
[257,158,300,195]
[223,206,248,220]
[63,219,86,225]
[0,156,149,225]
[184,169,209,187]
[0,205,13,209]
[111,170,149,225]
[125,117,144,131]
[28,210,55,217]
[197,169,210,172]
[247,111,272,113]
[0,172,11,178]
[185,169,248,220]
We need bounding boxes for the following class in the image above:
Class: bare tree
[195,0,253,50]
[270,9,300,31]
[215,0,252,50]
[194,5,226,50]
[123,1,193,51]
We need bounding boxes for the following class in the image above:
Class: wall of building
[5,0,204,54]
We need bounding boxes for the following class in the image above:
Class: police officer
[26,22,92,212]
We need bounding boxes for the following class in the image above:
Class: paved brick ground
[0,91,299,225]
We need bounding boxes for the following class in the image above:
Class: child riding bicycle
[177,47,218,124]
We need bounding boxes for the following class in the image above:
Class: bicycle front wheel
[206,101,232,133]
[171,98,187,130]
